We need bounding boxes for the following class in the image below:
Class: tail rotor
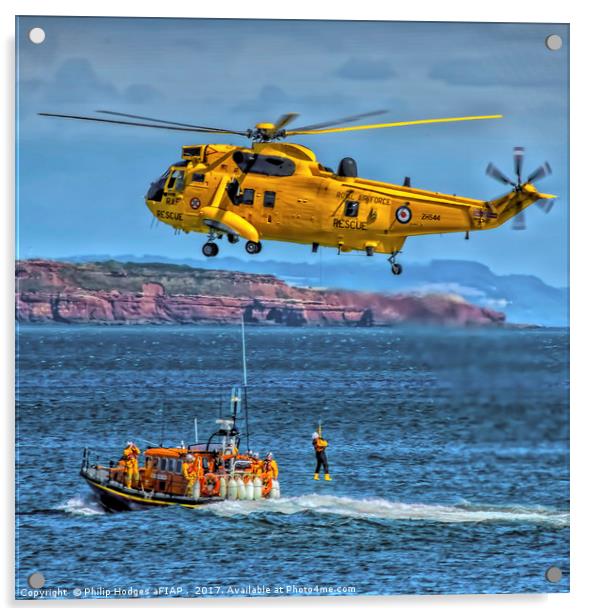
[486,163,515,186]
[527,162,552,184]
[486,147,554,230]
[513,146,524,184]
[537,198,555,214]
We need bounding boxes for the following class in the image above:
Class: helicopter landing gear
[227,233,240,244]
[202,242,219,258]
[245,240,262,255]
[388,251,403,276]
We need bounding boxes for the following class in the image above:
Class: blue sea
[15,325,569,599]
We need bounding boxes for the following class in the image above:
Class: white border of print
[1,1,589,614]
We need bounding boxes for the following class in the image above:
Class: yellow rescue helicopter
[40,110,555,275]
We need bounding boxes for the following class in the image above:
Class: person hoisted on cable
[312,427,331,481]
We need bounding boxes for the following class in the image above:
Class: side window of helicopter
[242,189,255,205]
[174,172,185,192]
[167,170,185,192]
[264,191,276,208]
[344,200,360,217]
[233,152,296,177]
[192,173,205,183]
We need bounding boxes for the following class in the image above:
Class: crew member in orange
[253,455,264,477]
[123,441,141,488]
[182,454,198,496]
[192,454,204,477]
[261,452,278,496]
[191,454,204,494]
[262,452,279,479]
[312,432,331,481]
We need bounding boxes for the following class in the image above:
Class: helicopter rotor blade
[95,109,241,133]
[38,113,250,136]
[537,198,556,214]
[513,146,525,184]
[273,113,300,132]
[486,162,515,186]
[285,114,503,136]
[290,109,389,132]
[526,162,552,184]
[512,209,527,230]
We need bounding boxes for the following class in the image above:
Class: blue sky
[16,17,569,286]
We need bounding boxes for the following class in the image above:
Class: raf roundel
[396,205,412,224]
[190,197,201,210]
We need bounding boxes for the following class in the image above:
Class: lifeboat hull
[81,470,224,512]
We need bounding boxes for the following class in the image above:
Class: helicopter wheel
[227,234,240,244]
[391,263,403,276]
[202,242,219,258]
[245,241,262,255]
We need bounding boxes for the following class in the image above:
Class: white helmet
[186,454,195,462]
[312,432,319,440]
[266,452,273,460]
[126,441,134,447]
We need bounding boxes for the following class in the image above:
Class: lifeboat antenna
[241,316,250,450]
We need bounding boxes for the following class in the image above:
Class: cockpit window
[167,170,185,191]
[233,152,295,177]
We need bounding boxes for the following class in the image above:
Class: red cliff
[15,259,505,327]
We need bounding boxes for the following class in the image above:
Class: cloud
[122,83,162,105]
[429,55,566,88]
[49,58,118,103]
[230,84,288,111]
[335,58,396,81]
[20,57,162,106]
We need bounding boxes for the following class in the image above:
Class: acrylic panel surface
[15,16,569,600]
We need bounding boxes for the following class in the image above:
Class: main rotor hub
[248,122,286,142]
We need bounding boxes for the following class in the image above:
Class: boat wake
[57,494,106,516]
[201,494,569,527]
[55,492,568,527]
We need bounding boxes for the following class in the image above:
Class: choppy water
[15,325,569,598]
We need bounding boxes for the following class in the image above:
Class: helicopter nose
[146,177,165,203]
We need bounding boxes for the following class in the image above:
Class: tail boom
[473,184,556,230]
